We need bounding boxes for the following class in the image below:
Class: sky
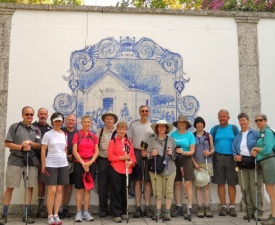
[85,0,119,6]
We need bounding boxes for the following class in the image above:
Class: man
[32,108,52,218]
[0,106,41,225]
[210,109,239,217]
[60,113,78,218]
[96,112,118,217]
[128,105,154,218]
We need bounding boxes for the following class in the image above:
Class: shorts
[133,149,150,182]
[259,156,275,184]
[175,155,195,181]
[5,164,38,188]
[198,162,214,177]
[44,166,69,186]
[149,171,176,200]
[212,153,238,185]
[74,162,97,189]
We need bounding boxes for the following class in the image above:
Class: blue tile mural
[52,37,200,131]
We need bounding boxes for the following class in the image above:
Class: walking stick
[154,155,158,222]
[180,166,191,221]
[25,151,29,225]
[140,141,148,218]
[162,147,169,223]
[255,159,258,225]
[125,144,130,223]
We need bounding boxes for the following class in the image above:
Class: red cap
[82,171,94,190]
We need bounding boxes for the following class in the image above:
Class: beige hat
[101,112,118,124]
[192,168,210,187]
[173,115,191,128]
[151,120,174,134]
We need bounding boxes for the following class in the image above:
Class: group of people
[0,106,275,225]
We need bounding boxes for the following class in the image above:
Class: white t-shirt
[42,129,68,167]
[240,130,250,156]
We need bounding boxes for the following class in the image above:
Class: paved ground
[4,211,266,225]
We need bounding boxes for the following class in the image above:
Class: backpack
[77,131,94,145]
[212,124,238,142]
[193,131,210,146]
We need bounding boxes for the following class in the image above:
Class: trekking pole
[240,165,250,222]
[180,166,191,221]
[25,151,29,225]
[141,158,145,218]
[162,146,170,223]
[125,144,130,223]
[154,154,158,223]
[255,159,258,225]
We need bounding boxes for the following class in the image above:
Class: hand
[151,149,158,157]
[251,148,258,157]
[167,149,172,155]
[82,162,90,172]
[121,154,130,161]
[175,147,183,154]
[126,161,133,168]
[67,155,73,162]
[235,155,242,162]
[203,150,211,157]
[194,163,200,170]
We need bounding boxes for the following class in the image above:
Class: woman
[72,114,99,222]
[171,115,195,219]
[41,112,69,225]
[108,121,136,223]
[251,114,275,225]
[147,120,176,221]
[192,117,215,218]
[232,113,263,221]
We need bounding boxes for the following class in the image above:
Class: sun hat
[151,120,174,134]
[101,111,118,124]
[194,117,206,128]
[173,115,191,128]
[192,168,210,187]
[52,115,63,122]
[82,171,94,191]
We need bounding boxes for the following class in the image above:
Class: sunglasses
[24,113,34,116]
[255,119,264,123]
[141,110,149,113]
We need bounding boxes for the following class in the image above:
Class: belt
[215,152,233,156]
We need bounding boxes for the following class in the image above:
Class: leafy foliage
[0,0,83,5]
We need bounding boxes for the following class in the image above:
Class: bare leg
[3,187,14,205]
[47,186,57,216]
[76,189,84,212]
[218,184,226,205]
[228,185,236,206]
[203,185,210,206]
[174,182,182,205]
[185,180,193,208]
[134,180,142,206]
[83,189,91,211]
[196,187,203,206]
[53,185,63,215]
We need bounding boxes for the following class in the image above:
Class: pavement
[3,211,267,225]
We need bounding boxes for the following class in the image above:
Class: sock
[53,214,58,218]
[3,205,9,216]
[222,205,227,208]
[229,205,235,208]
[48,215,53,219]
[77,210,82,214]
[177,204,182,207]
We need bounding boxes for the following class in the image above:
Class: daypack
[212,124,238,142]
[193,131,210,146]
[77,131,94,145]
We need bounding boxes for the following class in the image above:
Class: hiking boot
[0,215,7,225]
[261,215,275,225]
[219,207,228,216]
[121,214,128,220]
[22,214,35,224]
[163,210,171,221]
[99,210,107,217]
[184,208,192,220]
[152,210,162,220]
[171,206,183,217]
[83,211,94,221]
[229,207,237,217]
[204,206,213,218]
[62,209,71,218]
[143,207,153,218]
[54,216,62,225]
[133,207,142,218]
[37,208,48,218]
[243,214,255,220]
[113,217,122,223]
[47,216,55,225]
[197,206,204,218]
[75,212,83,222]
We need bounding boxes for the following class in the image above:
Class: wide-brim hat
[173,115,191,127]
[101,111,118,124]
[192,168,210,187]
[82,171,94,191]
[151,120,174,134]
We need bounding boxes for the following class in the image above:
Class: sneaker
[163,210,171,221]
[152,210,162,220]
[243,214,255,220]
[229,207,237,217]
[144,207,153,218]
[62,209,71,218]
[38,208,48,218]
[113,217,122,223]
[47,216,55,225]
[0,215,7,225]
[133,207,142,218]
[75,212,83,222]
[219,207,228,216]
[83,211,94,221]
[197,206,204,218]
[22,214,35,223]
[261,215,275,225]
[54,216,62,225]
[171,206,183,217]
[204,206,213,218]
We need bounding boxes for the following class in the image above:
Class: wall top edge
[0,3,275,19]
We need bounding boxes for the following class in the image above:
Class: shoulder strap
[204,131,210,146]
[110,130,118,143]
[212,125,218,142]
[232,125,238,136]
[98,127,104,145]
[162,136,168,158]
[15,122,23,134]
[77,131,82,145]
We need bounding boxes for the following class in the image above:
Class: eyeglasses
[24,113,34,117]
[141,110,149,113]
[255,119,264,123]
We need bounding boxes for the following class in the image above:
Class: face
[255,116,266,130]
[52,119,62,129]
[178,121,187,130]
[22,107,34,125]
[238,117,249,130]
[195,122,204,131]
[37,108,48,124]
[81,118,92,130]
[218,111,230,126]
[157,124,167,135]
[65,115,76,129]
[117,126,127,138]
[139,106,150,120]
[104,115,115,127]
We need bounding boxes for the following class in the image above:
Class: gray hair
[218,109,229,116]
[255,114,267,121]
[81,114,92,122]
[237,112,249,120]
[139,105,150,112]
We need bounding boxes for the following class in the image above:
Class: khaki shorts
[5,164,38,188]
[149,171,176,200]
[198,162,214,177]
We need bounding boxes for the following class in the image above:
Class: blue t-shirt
[171,130,195,152]
[210,124,239,154]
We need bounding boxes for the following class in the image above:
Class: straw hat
[192,168,210,187]
[101,111,118,124]
[173,115,191,128]
[151,120,174,134]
